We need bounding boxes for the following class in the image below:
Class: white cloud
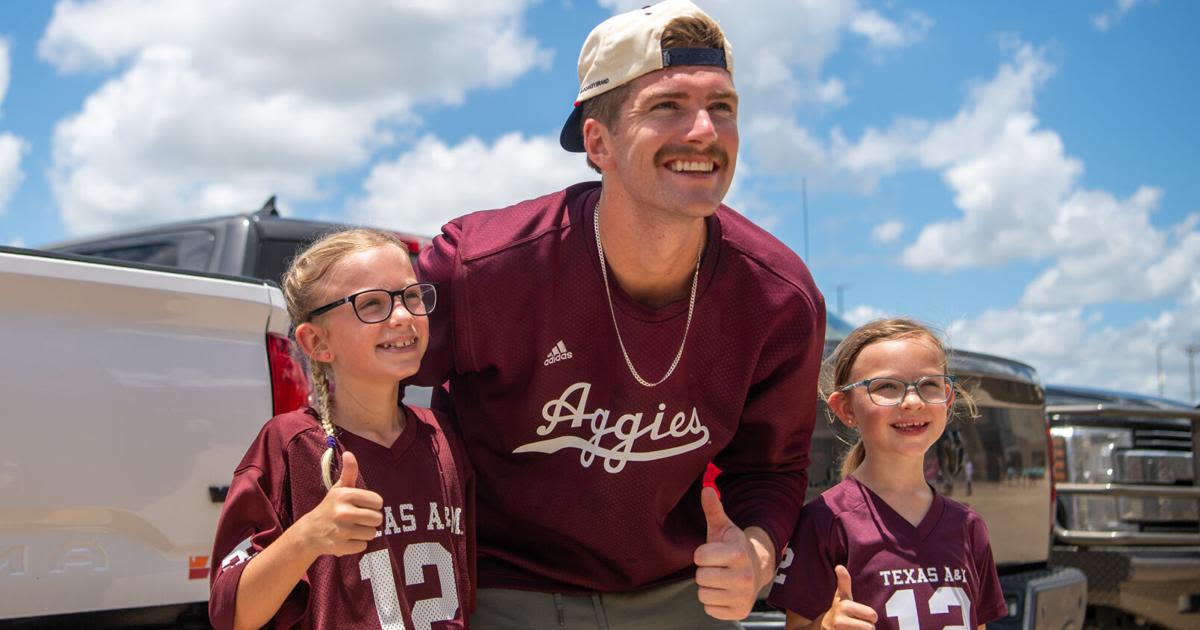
[5,235,24,247]
[746,115,833,181]
[784,41,1200,312]
[0,134,27,213]
[948,302,1200,403]
[870,220,903,244]
[1015,187,1196,307]
[39,0,550,235]
[600,0,928,111]
[0,40,26,215]
[0,37,10,106]
[1093,0,1146,32]
[350,133,597,236]
[842,304,893,326]
[851,9,932,50]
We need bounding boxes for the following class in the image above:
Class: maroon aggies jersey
[768,477,1007,629]
[413,182,825,592]
[209,407,473,630]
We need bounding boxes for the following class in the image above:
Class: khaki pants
[471,579,744,630]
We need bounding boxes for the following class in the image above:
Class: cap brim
[559,103,586,153]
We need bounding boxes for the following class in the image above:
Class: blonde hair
[281,228,410,489]
[581,14,728,172]
[823,318,978,479]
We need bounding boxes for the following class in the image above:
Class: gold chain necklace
[593,200,701,387]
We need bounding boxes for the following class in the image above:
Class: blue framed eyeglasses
[838,374,956,406]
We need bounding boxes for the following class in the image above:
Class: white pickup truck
[0,245,307,628]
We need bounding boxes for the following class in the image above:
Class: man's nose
[685,108,718,144]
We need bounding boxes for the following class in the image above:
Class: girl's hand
[821,565,879,630]
[295,451,384,558]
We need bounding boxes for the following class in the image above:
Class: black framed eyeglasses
[839,374,956,406]
[306,283,437,323]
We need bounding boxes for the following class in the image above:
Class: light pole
[1187,344,1200,404]
[833,283,851,316]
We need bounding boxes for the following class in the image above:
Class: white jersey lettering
[513,382,711,473]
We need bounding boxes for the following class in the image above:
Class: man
[412,1,825,627]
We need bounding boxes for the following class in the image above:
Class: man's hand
[296,451,384,558]
[693,486,774,620]
[820,565,878,630]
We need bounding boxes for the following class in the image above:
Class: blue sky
[1,0,1198,402]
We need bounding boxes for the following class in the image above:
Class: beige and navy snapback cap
[559,0,734,152]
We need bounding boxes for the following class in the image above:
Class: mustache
[654,145,728,167]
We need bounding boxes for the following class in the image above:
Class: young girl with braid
[769,318,1005,630]
[209,229,473,630]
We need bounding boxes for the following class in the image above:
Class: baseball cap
[559,0,734,152]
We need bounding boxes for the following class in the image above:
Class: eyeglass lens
[866,376,952,405]
[353,285,436,323]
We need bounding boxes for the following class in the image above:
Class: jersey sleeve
[712,288,825,556]
[767,498,844,620]
[970,514,1008,625]
[208,434,309,630]
[410,218,466,386]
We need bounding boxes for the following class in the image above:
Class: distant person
[409,0,825,627]
[209,230,473,630]
[965,457,974,496]
[770,319,1005,630]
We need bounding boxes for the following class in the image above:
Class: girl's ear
[827,390,856,428]
[295,322,334,363]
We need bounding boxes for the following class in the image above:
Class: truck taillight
[267,333,312,415]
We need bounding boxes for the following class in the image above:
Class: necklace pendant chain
[593,200,701,388]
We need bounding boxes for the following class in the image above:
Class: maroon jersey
[768,477,1007,628]
[412,182,825,592]
[209,406,474,630]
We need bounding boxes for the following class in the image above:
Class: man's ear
[827,390,856,428]
[583,117,615,172]
[295,322,333,363]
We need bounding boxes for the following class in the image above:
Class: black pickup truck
[49,199,1087,630]
[1046,385,1200,629]
[47,196,428,285]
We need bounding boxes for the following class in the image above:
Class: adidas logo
[543,340,574,366]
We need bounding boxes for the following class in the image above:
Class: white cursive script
[512,382,711,473]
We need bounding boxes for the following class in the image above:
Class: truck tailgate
[0,250,289,619]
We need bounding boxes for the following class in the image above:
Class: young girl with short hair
[209,229,472,630]
[770,318,1005,630]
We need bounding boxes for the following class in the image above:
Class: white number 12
[885,586,971,630]
[359,543,459,630]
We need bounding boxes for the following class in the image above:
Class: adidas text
[544,340,574,366]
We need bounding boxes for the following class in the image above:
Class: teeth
[380,339,416,349]
[668,160,714,173]
[894,422,927,428]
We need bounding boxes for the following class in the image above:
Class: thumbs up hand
[820,565,878,630]
[693,487,771,620]
[297,451,385,558]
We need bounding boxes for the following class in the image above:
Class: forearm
[232,526,319,630]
